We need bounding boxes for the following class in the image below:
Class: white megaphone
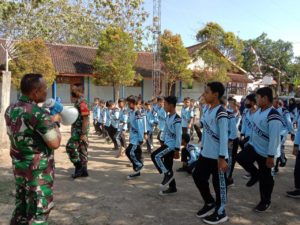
[42,98,79,125]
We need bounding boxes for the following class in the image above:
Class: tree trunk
[114,83,120,104]
[0,71,11,152]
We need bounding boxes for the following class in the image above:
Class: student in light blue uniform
[181,97,193,135]
[104,101,112,143]
[157,97,167,145]
[177,133,200,174]
[288,98,298,125]
[240,94,257,150]
[237,87,284,213]
[125,96,145,179]
[137,99,147,140]
[273,98,295,172]
[189,99,197,140]
[145,101,158,153]
[151,96,182,196]
[286,118,300,198]
[93,98,101,134]
[107,100,120,150]
[115,98,128,158]
[192,82,229,224]
[220,97,238,186]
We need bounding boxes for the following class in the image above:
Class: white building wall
[143,79,153,101]
[56,83,70,103]
[182,81,205,100]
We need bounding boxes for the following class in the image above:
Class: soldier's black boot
[81,164,89,177]
[72,161,83,179]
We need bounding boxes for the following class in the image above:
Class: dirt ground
[1,124,300,225]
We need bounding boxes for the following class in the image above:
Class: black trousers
[151,145,176,189]
[181,148,196,173]
[126,144,143,171]
[295,152,300,189]
[239,136,250,151]
[114,131,126,148]
[108,125,118,149]
[181,147,190,163]
[237,144,274,204]
[192,156,227,214]
[193,124,202,142]
[228,138,239,179]
[182,127,188,135]
[157,130,164,145]
[103,125,110,138]
[93,120,101,133]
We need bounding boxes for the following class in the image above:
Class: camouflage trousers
[10,158,54,225]
[66,134,89,165]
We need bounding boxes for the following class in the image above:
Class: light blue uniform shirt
[157,106,167,131]
[249,107,284,158]
[162,113,182,150]
[129,110,145,145]
[201,105,229,160]
[228,111,238,140]
[181,106,193,128]
[118,108,128,131]
[104,108,111,127]
[110,107,120,129]
[241,108,255,138]
[93,105,100,120]
[146,109,158,132]
[277,107,295,136]
[186,143,200,165]
[99,106,105,123]
[294,119,300,151]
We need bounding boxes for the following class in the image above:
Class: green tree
[193,23,242,83]
[93,27,140,102]
[160,30,193,96]
[0,0,150,48]
[242,33,294,94]
[9,39,56,90]
[196,22,244,66]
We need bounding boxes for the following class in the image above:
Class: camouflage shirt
[71,97,90,136]
[5,96,56,170]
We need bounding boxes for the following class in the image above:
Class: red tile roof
[1,38,249,82]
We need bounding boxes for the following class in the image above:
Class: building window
[228,82,247,95]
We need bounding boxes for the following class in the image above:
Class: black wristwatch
[54,121,60,128]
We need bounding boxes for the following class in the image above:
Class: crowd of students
[91,82,299,224]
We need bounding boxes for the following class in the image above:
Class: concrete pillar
[0,71,11,152]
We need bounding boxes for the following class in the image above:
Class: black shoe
[196,203,216,218]
[246,176,259,187]
[203,210,228,224]
[160,171,174,187]
[227,178,234,187]
[159,188,177,196]
[72,162,83,179]
[286,190,300,198]
[176,167,187,172]
[126,172,141,180]
[279,157,287,167]
[81,164,89,177]
[274,167,279,173]
[254,202,271,212]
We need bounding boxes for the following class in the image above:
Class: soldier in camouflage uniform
[5,74,61,225]
[66,83,91,178]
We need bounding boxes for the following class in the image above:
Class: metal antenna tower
[152,0,161,97]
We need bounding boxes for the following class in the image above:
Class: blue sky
[143,0,300,56]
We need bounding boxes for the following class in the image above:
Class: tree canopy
[9,39,56,90]
[196,22,244,66]
[160,29,193,95]
[0,0,149,49]
[93,27,140,102]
